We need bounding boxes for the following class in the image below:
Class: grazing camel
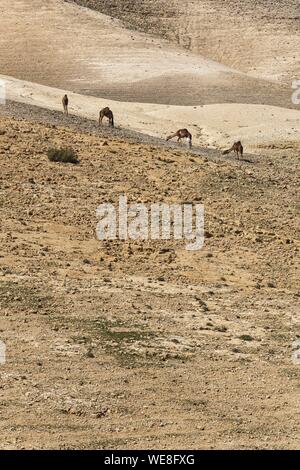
[222,141,243,159]
[62,94,69,116]
[166,129,192,148]
[99,107,114,127]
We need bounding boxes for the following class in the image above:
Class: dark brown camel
[166,129,192,148]
[222,141,244,159]
[62,94,69,116]
[99,107,114,127]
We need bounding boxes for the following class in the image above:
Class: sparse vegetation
[239,334,254,342]
[47,146,79,164]
[92,318,156,366]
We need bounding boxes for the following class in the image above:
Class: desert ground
[0,0,299,450]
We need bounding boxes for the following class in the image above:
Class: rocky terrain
[0,108,299,449]
[0,0,299,451]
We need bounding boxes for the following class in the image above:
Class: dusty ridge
[2,74,300,150]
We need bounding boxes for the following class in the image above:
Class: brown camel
[222,141,243,159]
[166,129,192,148]
[62,94,69,115]
[99,107,114,127]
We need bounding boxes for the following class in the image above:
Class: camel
[222,141,243,159]
[99,107,114,127]
[62,94,69,116]
[166,129,192,148]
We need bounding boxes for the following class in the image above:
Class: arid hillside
[71,0,300,83]
[1,1,299,154]
[0,110,299,449]
[0,0,297,108]
[0,0,299,451]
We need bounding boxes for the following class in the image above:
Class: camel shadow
[239,157,254,164]
[221,153,255,164]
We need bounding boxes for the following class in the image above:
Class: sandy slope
[2,74,300,150]
[0,0,296,108]
[78,0,300,83]
[0,0,232,91]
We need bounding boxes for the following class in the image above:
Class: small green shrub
[239,334,254,342]
[47,147,79,164]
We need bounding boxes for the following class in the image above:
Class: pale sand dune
[84,0,299,83]
[0,0,232,90]
[2,74,300,150]
[0,0,294,108]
